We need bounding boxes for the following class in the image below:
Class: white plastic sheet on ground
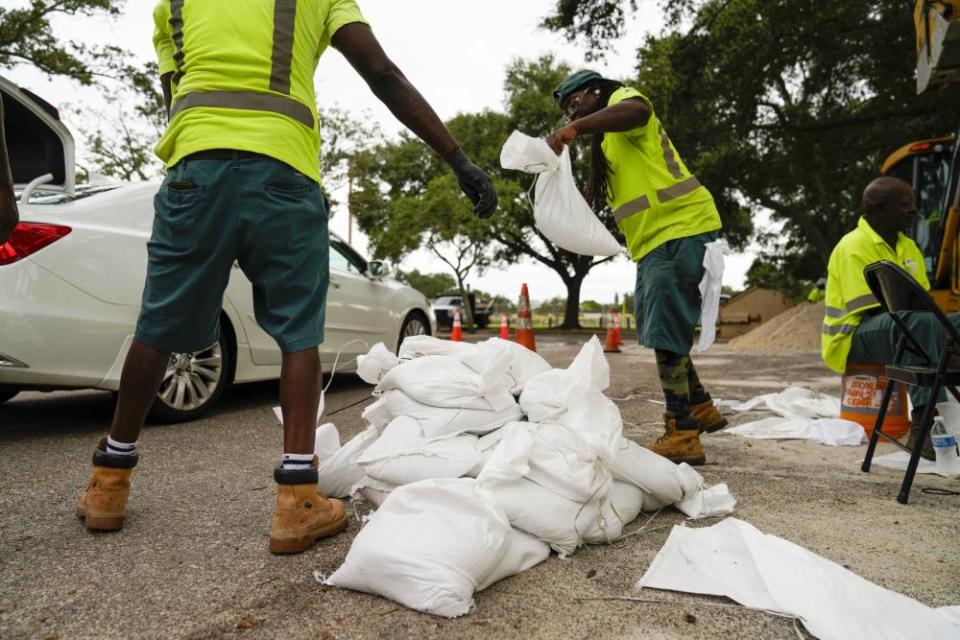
[726,417,866,446]
[326,478,549,618]
[868,451,960,478]
[697,239,727,353]
[638,518,960,640]
[724,387,862,446]
[500,131,622,257]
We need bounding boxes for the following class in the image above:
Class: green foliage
[537,296,567,314]
[745,253,821,302]
[0,1,126,85]
[489,294,516,314]
[541,0,637,58]
[581,299,603,313]
[396,269,457,300]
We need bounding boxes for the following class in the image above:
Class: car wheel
[147,331,233,424]
[476,315,489,329]
[398,311,431,352]
[0,390,19,405]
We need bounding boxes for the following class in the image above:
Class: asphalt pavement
[1,339,958,639]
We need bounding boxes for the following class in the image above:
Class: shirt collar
[858,216,906,251]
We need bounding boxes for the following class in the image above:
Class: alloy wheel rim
[404,318,427,337]
[158,343,223,411]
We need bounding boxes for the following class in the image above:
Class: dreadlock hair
[584,79,625,213]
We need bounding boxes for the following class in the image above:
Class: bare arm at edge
[0,95,19,245]
[332,23,459,158]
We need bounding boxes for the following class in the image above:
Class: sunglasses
[564,87,601,121]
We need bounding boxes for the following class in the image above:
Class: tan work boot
[692,399,728,434]
[646,414,706,465]
[76,437,137,531]
[270,461,347,554]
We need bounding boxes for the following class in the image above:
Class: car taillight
[0,223,72,266]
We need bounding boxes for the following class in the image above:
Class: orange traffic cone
[515,284,536,352]
[613,311,623,346]
[451,307,463,342]
[604,309,621,353]
[499,311,510,340]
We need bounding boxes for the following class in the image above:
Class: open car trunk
[0,75,74,196]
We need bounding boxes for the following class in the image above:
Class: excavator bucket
[916,0,960,93]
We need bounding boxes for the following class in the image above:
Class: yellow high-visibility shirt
[821,216,930,372]
[602,87,722,262]
[152,0,367,182]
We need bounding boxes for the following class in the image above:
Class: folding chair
[860,260,960,503]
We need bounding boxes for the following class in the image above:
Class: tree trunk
[455,275,474,327]
[561,275,584,330]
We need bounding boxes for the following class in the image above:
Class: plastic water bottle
[931,417,960,477]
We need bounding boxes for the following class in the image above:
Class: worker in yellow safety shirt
[75,0,497,554]
[547,70,727,466]
[807,278,826,303]
[822,176,960,460]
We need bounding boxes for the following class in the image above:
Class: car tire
[398,311,431,353]
[0,390,19,405]
[146,327,235,424]
[476,315,489,329]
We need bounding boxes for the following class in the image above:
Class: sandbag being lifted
[500,131,623,258]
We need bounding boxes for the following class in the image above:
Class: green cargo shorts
[635,231,718,355]
[135,152,329,354]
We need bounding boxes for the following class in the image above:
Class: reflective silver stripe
[614,195,651,222]
[169,90,315,128]
[657,176,702,203]
[270,0,298,94]
[659,123,684,179]
[825,306,845,319]
[822,323,857,336]
[846,293,878,313]
[170,0,186,85]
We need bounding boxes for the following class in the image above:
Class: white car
[0,77,434,422]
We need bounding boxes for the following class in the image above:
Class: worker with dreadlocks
[547,70,725,465]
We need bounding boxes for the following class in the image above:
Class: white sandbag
[326,478,511,618]
[697,239,727,352]
[356,342,400,385]
[315,423,380,499]
[476,527,551,591]
[355,476,397,507]
[477,422,612,556]
[356,416,482,486]
[608,437,686,505]
[500,131,622,257]
[581,481,645,544]
[397,335,551,394]
[363,389,522,437]
[398,335,477,361]
[520,337,620,458]
[378,353,516,412]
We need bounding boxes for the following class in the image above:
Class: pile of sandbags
[316,336,735,617]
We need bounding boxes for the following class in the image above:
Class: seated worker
[822,176,960,459]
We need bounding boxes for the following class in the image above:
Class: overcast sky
[5,0,762,303]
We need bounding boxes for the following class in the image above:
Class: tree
[490,294,517,314]
[540,0,638,59]
[581,300,603,313]
[396,269,457,300]
[319,107,382,210]
[0,1,128,85]
[537,296,567,315]
[76,62,166,181]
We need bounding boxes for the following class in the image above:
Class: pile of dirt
[728,302,824,353]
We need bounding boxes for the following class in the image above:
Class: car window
[329,240,365,275]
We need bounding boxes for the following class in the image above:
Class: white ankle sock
[106,436,138,456]
[281,453,314,470]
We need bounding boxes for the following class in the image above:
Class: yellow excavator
[880,1,960,309]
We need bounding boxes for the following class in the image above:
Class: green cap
[553,70,603,107]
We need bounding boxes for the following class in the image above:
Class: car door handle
[330,279,341,289]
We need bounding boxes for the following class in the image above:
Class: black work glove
[445,148,498,218]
